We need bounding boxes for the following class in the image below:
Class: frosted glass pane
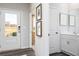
[70,16,75,26]
[60,14,68,25]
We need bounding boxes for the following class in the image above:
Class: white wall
[0,3,30,11]
[49,6,61,54]
[20,10,30,48]
[0,3,30,49]
[30,4,49,56]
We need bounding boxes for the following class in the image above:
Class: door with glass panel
[0,10,20,51]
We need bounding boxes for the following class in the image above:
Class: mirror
[69,15,75,26]
[60,14,68,26]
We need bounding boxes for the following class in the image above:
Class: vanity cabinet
[61,34,79,55]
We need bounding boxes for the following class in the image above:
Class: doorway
[0,10,21,51]
[32,15,35,49]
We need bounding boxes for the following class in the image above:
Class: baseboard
[49,52,62,56]
[0,48,30,53]
[0,48,20,53]
[49,50,77,56]
[61,50,75,56]
[49,50,75,56]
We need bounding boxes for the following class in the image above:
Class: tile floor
[49,52,70,56]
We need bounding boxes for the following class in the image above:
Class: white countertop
[61,33,79,36]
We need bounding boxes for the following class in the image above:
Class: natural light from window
[5,13,17,37]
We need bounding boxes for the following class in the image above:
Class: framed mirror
[59,13,68,26]
[69,15,75,26]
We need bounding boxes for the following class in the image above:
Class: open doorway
[32,15,36,49]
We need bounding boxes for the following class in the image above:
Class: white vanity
[61,34,79,55]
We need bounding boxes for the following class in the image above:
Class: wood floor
[0,48,35,56]
[0,48,71,56]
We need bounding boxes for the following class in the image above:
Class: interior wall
[0,3,30,49]
[30,3,49,56]
[49,4,61,54]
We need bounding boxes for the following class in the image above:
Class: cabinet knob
[48,34,50,36]
[56,32,58,34]
[67,41,70,45]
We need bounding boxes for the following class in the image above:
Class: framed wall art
[36,4,42,21]
[36,21,42,37]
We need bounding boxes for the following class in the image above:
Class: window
[60,14,68,26]
[69,15,75,26]
[5,13,17,37]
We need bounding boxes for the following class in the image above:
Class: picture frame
[36,21,42,37]
[36,4,42,21]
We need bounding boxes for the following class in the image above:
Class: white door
[49,8,60,54]
[0,10,21,51]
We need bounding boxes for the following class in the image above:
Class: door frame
[31,14,36,49]
[29,12,32,48]
[29,12,36,49]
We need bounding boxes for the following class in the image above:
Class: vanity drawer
[61,34,76,39]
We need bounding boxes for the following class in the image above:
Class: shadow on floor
[49,52,70,56]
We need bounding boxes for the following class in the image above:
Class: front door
[0,10,21,51]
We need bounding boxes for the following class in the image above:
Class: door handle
[18,26,20,30]
[18,26,21,33]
